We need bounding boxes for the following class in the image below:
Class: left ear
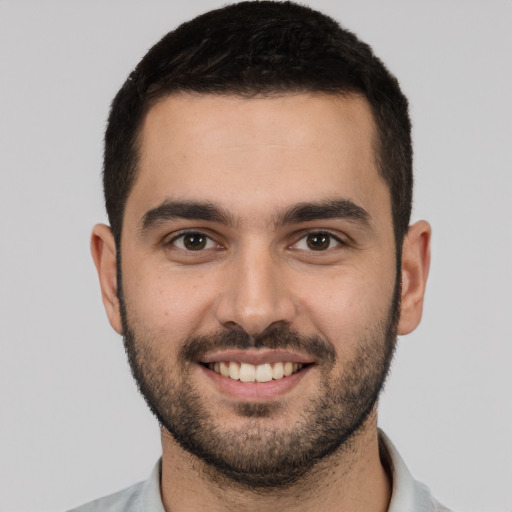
[398,220,431,335]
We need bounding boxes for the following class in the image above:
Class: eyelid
[162,228,349,252]
[164,229,221,250]
[290,230,348,251]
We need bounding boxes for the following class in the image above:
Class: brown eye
[171,232,216,251]
[183,233,207,250]
[306,233,332,250]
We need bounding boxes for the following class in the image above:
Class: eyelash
[165,230,346,252]
[166,230,221,252]
[292,231,345,251]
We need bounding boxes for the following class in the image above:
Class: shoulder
[68,459,164,512]
[68,481,145,512]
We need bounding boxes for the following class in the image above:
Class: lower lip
[199,364,313,401]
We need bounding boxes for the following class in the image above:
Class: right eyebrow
[138,200,235,235]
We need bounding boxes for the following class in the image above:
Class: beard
[118,274,400,490]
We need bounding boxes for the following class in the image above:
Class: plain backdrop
[1,1,511,511]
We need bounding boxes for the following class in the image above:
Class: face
[115,93,400,487]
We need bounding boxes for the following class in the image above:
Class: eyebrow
[139,197,370,235]
[139,200,235,233]
[278,198,370,226]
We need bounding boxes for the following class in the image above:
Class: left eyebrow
[277,198,371,227]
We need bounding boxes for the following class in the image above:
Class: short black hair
[104,1,412,247]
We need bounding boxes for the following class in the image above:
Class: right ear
[90,224,123,334]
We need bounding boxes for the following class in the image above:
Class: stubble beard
[118,274,400,490]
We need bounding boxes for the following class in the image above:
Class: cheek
[296,266,396,353]
[121,257,219,340]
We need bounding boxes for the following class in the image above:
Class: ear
[90,224,123,334]
[398,220,431,335]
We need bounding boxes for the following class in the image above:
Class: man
[73,1,445,510]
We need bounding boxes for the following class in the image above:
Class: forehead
[127,92,389,227]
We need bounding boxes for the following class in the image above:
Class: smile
[207,361,305,383]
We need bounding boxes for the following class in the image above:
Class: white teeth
[255,363,273,382]
[272,362,284,379]
[220,361,230,378]
[228,361,240,380]
[239,362,256,382]
[209,361,304,382]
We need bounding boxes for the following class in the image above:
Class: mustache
[179,324,336,364]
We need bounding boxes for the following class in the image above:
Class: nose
[215,242,297,336]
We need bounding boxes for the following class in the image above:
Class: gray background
[1,1,511,510]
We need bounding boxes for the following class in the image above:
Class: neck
[159,413,391,512]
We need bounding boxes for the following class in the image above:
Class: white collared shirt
[69,431,451,512]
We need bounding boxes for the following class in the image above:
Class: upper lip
[199,349,315,366]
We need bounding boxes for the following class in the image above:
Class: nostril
[214,277,297,338]
[222,321,246,332]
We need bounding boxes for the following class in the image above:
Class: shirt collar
[137,459,166,512]
[139,431,445,512]
[379,429,447,511]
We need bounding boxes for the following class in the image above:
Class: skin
[91,92,431,512]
